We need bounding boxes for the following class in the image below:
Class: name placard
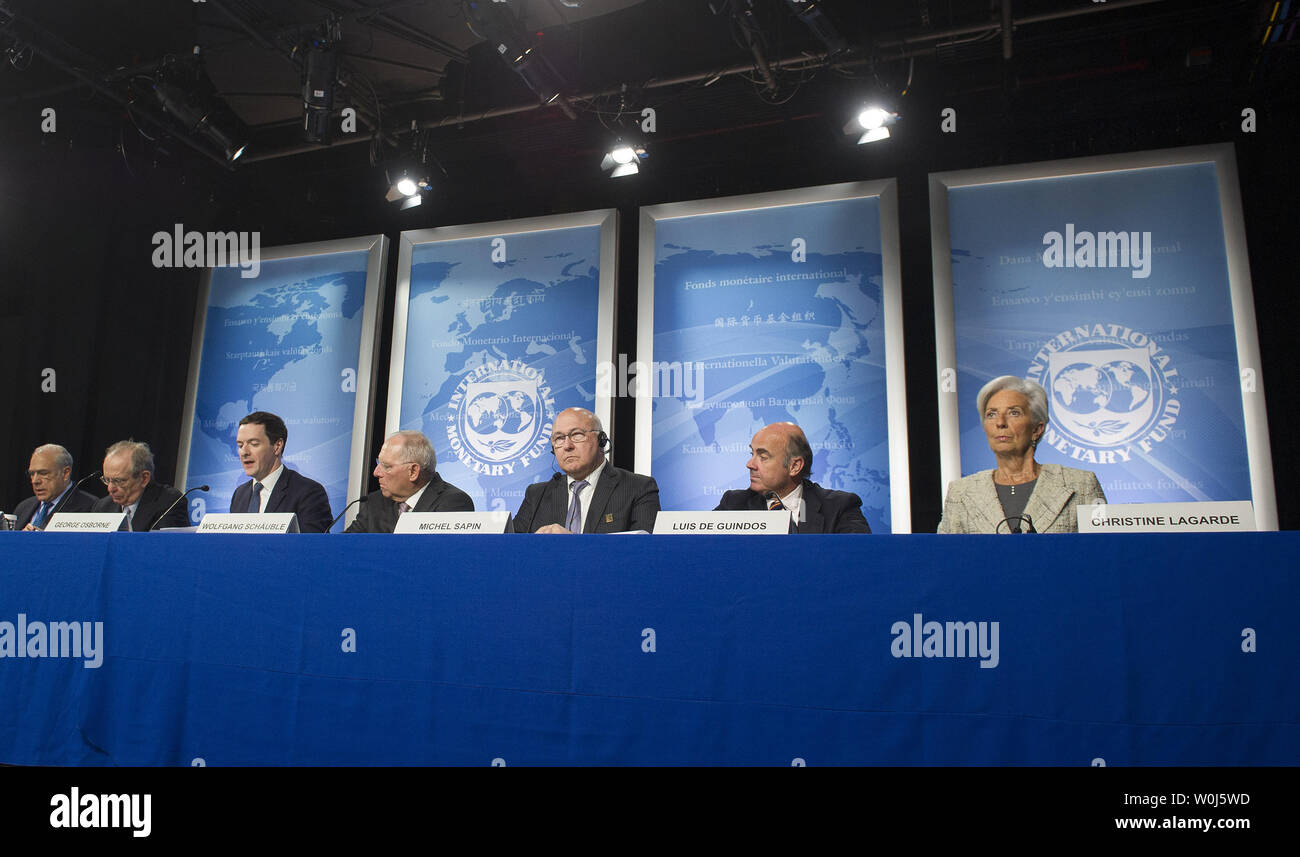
[394,512,512,534]
[45,512,127,533]
[1079,501,1256,533]
[197,513,301,534]
[653,511,790,534]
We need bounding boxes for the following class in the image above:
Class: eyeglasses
[100,474,136,488]
[374,458,415,471]
[550,429,595,448]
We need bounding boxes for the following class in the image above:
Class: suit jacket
[91,480,190,531]
[937,462,1107,534]
[13,488,98,529]
[513,464,660,533]
[714,479,872,533]
[230,467,333,533]
[344,473,474,533]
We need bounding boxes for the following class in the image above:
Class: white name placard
[394,512,512,534]
[1079,501,1256,533]
[45,512,127,532]
[197,513,300,534]
[653,511,790,534]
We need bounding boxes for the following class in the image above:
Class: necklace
[1000,466,1038,495]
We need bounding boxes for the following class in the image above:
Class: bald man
[714,422,870,533]
[513,407,660,533]
[345,430,473,533]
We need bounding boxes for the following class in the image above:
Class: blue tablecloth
[1,532,1296,765]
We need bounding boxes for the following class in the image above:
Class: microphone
[46,471,102,523]
[329,495,366,531]
[995,514,1037,534]
[149,484,210,531]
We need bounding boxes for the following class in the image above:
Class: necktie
[765,491,784,511]
[566,480,588,533]
[247,482,263,513]
[32,501,52,529]
[124,506,134,531]
[397,501,410,515]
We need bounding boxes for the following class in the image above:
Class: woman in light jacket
[938,376,1106,533]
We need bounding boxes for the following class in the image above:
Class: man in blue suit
[229,411,333,533]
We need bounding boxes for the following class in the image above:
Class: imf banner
[177,237,389,530]
[931,145,1275,524]
[388,212,616,514]
[637,183,910,532]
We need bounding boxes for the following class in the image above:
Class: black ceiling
[1,0,1296,201]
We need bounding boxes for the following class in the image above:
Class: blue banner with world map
[641,190,902,532]
[179,240,386,529]
[390,215,614,515]
[941,159,1256,505]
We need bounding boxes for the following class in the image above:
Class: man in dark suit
[714,422,870,533]
[90,440,191,531]
[13,443,97,530]
[228,411,332,533]
[513,407,659,533]
[345,430,473,533]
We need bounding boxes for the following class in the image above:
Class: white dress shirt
[566,459,606,533]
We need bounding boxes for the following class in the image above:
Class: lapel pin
[604,513,614,523]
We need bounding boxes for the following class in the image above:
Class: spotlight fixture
[301,36,339,143]
[600,140,646,178]
[466,1,569,107]
[385,166,432,209]
[783,0,849,56]
[151,53,248,162]
[843,103,899,144]
[512,47,562,105]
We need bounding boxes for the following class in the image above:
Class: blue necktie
[566,480,588,533]
[32,501,52,529]
[247,482,262,513]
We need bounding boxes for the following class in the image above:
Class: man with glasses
[13,443,97,530]
[90,440,191,531]
[229,411,332,533]
[513,407,659,534]
[344,430,473,533]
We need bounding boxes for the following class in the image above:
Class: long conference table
[1,531,1296,766]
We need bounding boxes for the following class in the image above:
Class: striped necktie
[32,501,53,529]
[566,480,589,533]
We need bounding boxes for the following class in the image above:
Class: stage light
[783,0,849,56]
[396,177,418,197]
[844,103,899,144]
[858,107,889,130]
[153,78,248,162]
[512,48,561,104]
[302,39,338,144]
[601,140,646,178]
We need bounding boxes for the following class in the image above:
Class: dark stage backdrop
[2,82,1297,530]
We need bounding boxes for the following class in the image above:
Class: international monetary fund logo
[1024,323,1181,465]
[446,359,556,475]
